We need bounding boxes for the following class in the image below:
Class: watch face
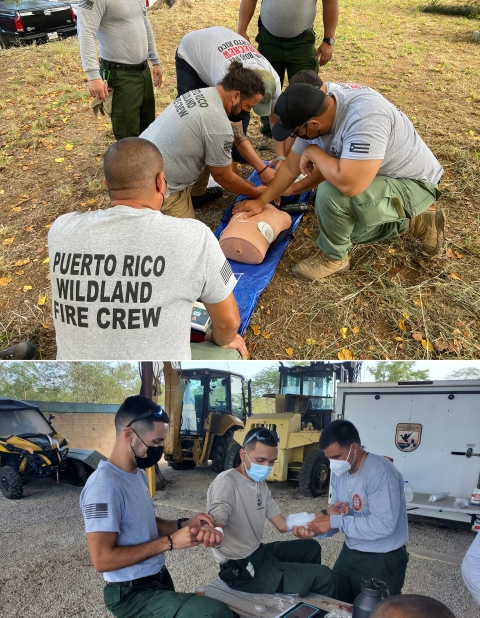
[324,37,335,45]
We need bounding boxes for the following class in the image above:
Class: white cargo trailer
[334,380,480,531]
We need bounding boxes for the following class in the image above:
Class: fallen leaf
[449,272,461,280]
[303,229,311,237]
[261,331,271,339]
[41,322,50,329]
[339,327,348,339]
[446,247,455,258]
[398,319,406,331]
[395,336,405,341]
[15,270,24,276]
[11,206,22,212]
[434,340,448,352]
[0,277,12,286]
[285,347,294,357]
[388,249,396,254]
[306,338,316,345]
[42,257,50,264]
[55,157,65,163]
[352,326,360,334]
[45,223,52,229]
[413,299,423,307]
[25,226,34,232]
[64,143,74,151]
[23,166,29,171]
[2,237,14,246]
[422,340,435,352]
[338,348,354,360]
[303,213,311,221]
[38,295,47,306]
[251,325,261,335]
[412,332,423,341]
[455,252,464,259]
[15,258,30,266]
[23,285,32,292]
[402,311,409,319]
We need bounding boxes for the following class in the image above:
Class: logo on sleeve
[352,494,363,512]
[78,0,94,9]
[85,503,108,519]
[349,142,370,153]
[257,492,264,509]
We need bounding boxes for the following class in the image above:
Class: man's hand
[205,331,248,360]
[88,79,109,101]
[299,147,317,177]
[152,65,163,88]
[186,513,214,529]
[307,515,332,535]
[316,42,334,66]
[196,526,224,548]
[327,502,349,516]
[259,166,276,186]
[232,199,265,218]
[238,30,251,42]
[171,525,200,550]
[292,525,317,540]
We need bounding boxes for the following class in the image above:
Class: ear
[232,90,241,104]
[155,171,164,193]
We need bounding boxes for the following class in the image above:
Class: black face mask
[130,430,164,469]
[228,99,250,122]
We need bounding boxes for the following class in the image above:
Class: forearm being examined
[87,532,168,573]
[211,167,265,198]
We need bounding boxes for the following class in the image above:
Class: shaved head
[371,595,456,618]
[103,137,164,196]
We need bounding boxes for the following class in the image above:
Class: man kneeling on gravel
[206,427,336,597]
[80,396,233,618]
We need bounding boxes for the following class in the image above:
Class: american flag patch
[79,0,94,9]
[85,503,108,519]
[220,260,234,286]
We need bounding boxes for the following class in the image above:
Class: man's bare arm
[269,514,288,533]
[210,164,267,199]
[238,0,258,39]
[232,122,276,185]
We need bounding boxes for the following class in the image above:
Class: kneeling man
[206,428,336,597]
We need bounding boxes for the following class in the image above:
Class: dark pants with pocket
[332,543,409,604]
[101,59,155,141]
[256,25,318,137]
[104,567,232,618]
[175,50,250,162]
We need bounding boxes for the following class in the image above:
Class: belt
[100,58,148,72]
[260,25,312,41]
[106,565,168,588]
[350,545,406,556]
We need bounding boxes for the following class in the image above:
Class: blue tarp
[214,169,312,335]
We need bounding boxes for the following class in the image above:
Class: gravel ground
[1,462,478,618]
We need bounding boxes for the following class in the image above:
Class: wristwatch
[323,37,335,45]
[177,518,189,529]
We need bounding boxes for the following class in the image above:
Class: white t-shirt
[177,26,281,107]
[140,87,233,194]
[292,87,443,185]
[48,206,236,360]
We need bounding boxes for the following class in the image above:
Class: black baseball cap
[272,83,326,142]
[289,70,324,89]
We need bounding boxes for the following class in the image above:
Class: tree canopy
[445,366,480,380]
[367,361,430,382]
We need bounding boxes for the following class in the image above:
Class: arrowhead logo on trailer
[395,423,422,452]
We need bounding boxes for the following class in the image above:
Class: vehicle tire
[299,450,330,498]
[224,442,241,470]
[168,461,196,470]
[65,459,91,486]
[210,431,233,474]
[0,465,23,499]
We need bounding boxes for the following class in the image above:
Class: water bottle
[404,480,414,502]
[352,578,390,618]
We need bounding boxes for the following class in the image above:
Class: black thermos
[352,578,390,618]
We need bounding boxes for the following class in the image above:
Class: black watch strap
[321,509,328,516]
[177,517,189,529]
[323,37,335,45]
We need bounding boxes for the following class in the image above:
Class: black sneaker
[191,187,224,209]
[0,341,40,360]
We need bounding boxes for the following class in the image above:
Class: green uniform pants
[256,27,318,137]
[314,176,441,260]
[190,341,241,360]
[104,569,232,618]
[101,62,156,141]
[332,542,409,604]
[228,540,336,598]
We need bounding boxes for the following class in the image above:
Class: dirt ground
[0,462,478,618]
[0,0,479,359]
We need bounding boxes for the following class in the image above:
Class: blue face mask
[244,451,273,482]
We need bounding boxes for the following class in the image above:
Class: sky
[180,360,480,381]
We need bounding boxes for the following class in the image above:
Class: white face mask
[329,445,355,476]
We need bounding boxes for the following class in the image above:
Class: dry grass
[0,0,479,359]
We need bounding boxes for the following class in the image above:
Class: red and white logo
[352,494,363,512]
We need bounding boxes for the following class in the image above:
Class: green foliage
[0,362,140,404]
[445,366,480,380]
[367,361,430,382]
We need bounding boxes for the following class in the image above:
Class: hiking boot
[191,187,224,209]
[0,341,39,360]
[407,208,445,255]
[292,253,350,282]
[257,135,272,151]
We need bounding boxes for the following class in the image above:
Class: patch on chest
[257,492,263,509]
[352,493,363,512]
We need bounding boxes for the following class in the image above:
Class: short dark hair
[103,137,164,194]
[371,595,456,618]
[242,427,279,451]
[314,93,331,117]
[320,420,360,450]
[115,395,169,435]
[219,60,265,100]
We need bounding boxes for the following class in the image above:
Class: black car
[0,0,76,49]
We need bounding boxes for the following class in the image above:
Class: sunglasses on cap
[126,405,169,427]
[243,428,280,447]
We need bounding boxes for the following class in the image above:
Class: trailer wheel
[224,443,241,470]
[210,431,233,474]
[65,459,91,486]
[168,461,196,470]
[0,465,23,499]
[299,450,330,497]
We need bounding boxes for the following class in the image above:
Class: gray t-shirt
[260,0,317,38]
[77,0,159,82]
[329,453,408,552]
[80,460,164,582]
[141,88,233,194]
[207,468,282,563]
[177,27,281,107]
[292,87,443,185]
[462,530,480,604]
[48,206,236,360]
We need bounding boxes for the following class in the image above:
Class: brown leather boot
[292,253,350,282]
[408,209,445,255]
